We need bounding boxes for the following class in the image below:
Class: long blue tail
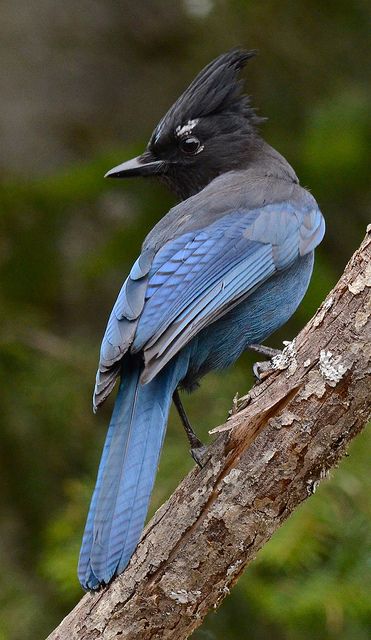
[78,354,188,590]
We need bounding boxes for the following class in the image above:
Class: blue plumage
[79,352,190,589]
[79,49,325,590]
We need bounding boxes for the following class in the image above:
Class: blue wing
[94,200,324,406]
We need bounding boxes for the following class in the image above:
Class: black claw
[190,444,210,468]
[253,361,262,381]
[249,343,283,382]
[253,359,275,382]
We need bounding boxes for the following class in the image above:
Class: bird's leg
[173,389,209,468]
[248,343,282,359]
[248,343,282,382]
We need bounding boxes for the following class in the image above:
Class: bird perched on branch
[78,49,325,590]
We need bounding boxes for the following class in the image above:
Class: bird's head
[105,49,263,199]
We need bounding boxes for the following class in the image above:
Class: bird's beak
[104,152,165,179]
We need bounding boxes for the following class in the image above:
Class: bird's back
[143,140,308,253]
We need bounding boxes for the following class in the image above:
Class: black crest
[151,49,260,146]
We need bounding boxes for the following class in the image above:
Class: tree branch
[48,228,371,640]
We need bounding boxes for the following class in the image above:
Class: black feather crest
[152,49,260,143]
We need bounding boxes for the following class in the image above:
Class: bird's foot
[252,359,276,381]
[190,442,210,468]
[249,343,282,382]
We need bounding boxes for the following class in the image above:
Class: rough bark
[48,228,371,640]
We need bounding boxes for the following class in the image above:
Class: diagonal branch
[48,228,371,640]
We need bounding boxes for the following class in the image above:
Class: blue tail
[78,354,188,590]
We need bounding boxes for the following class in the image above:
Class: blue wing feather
[94,200,324,405]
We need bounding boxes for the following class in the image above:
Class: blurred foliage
[0,1,370,639]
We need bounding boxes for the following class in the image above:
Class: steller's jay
[78,49,325,590]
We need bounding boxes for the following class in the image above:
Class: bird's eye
[179,136,203,155]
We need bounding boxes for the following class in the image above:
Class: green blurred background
[0,1,370,638]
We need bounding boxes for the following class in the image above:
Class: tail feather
[78,354,187,590]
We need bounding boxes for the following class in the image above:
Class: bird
[78,49,325,590]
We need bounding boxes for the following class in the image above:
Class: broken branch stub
[47,228,371,640]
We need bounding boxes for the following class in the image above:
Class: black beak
[104,153,165,179]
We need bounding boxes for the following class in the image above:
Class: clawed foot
[249,343,282,382]
[190,443,210,468]
[252,359,275,381]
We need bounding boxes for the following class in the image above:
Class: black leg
[248,343,281,358]
[173,389,209,468]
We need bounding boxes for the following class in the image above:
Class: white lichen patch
[223,468,242,484]
[354,295,371,330]
[300,421,312,434]
[227,559,243,576]
[319,350,348,386]
[306,478,320,495]
[261,449,277,464]
[348,262,371,294]
[213,584,232,608]
[313,296,334,327]
[280,411,297,426]
[191,459,221,488]
[272,339,297,376]
[270,411,297,430]
[299,370,327,400]
[306,468,329,494]
[169,589,201,604]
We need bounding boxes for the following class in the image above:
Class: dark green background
[0,2,370,638]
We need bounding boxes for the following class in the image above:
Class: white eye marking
[175,119,199,138]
